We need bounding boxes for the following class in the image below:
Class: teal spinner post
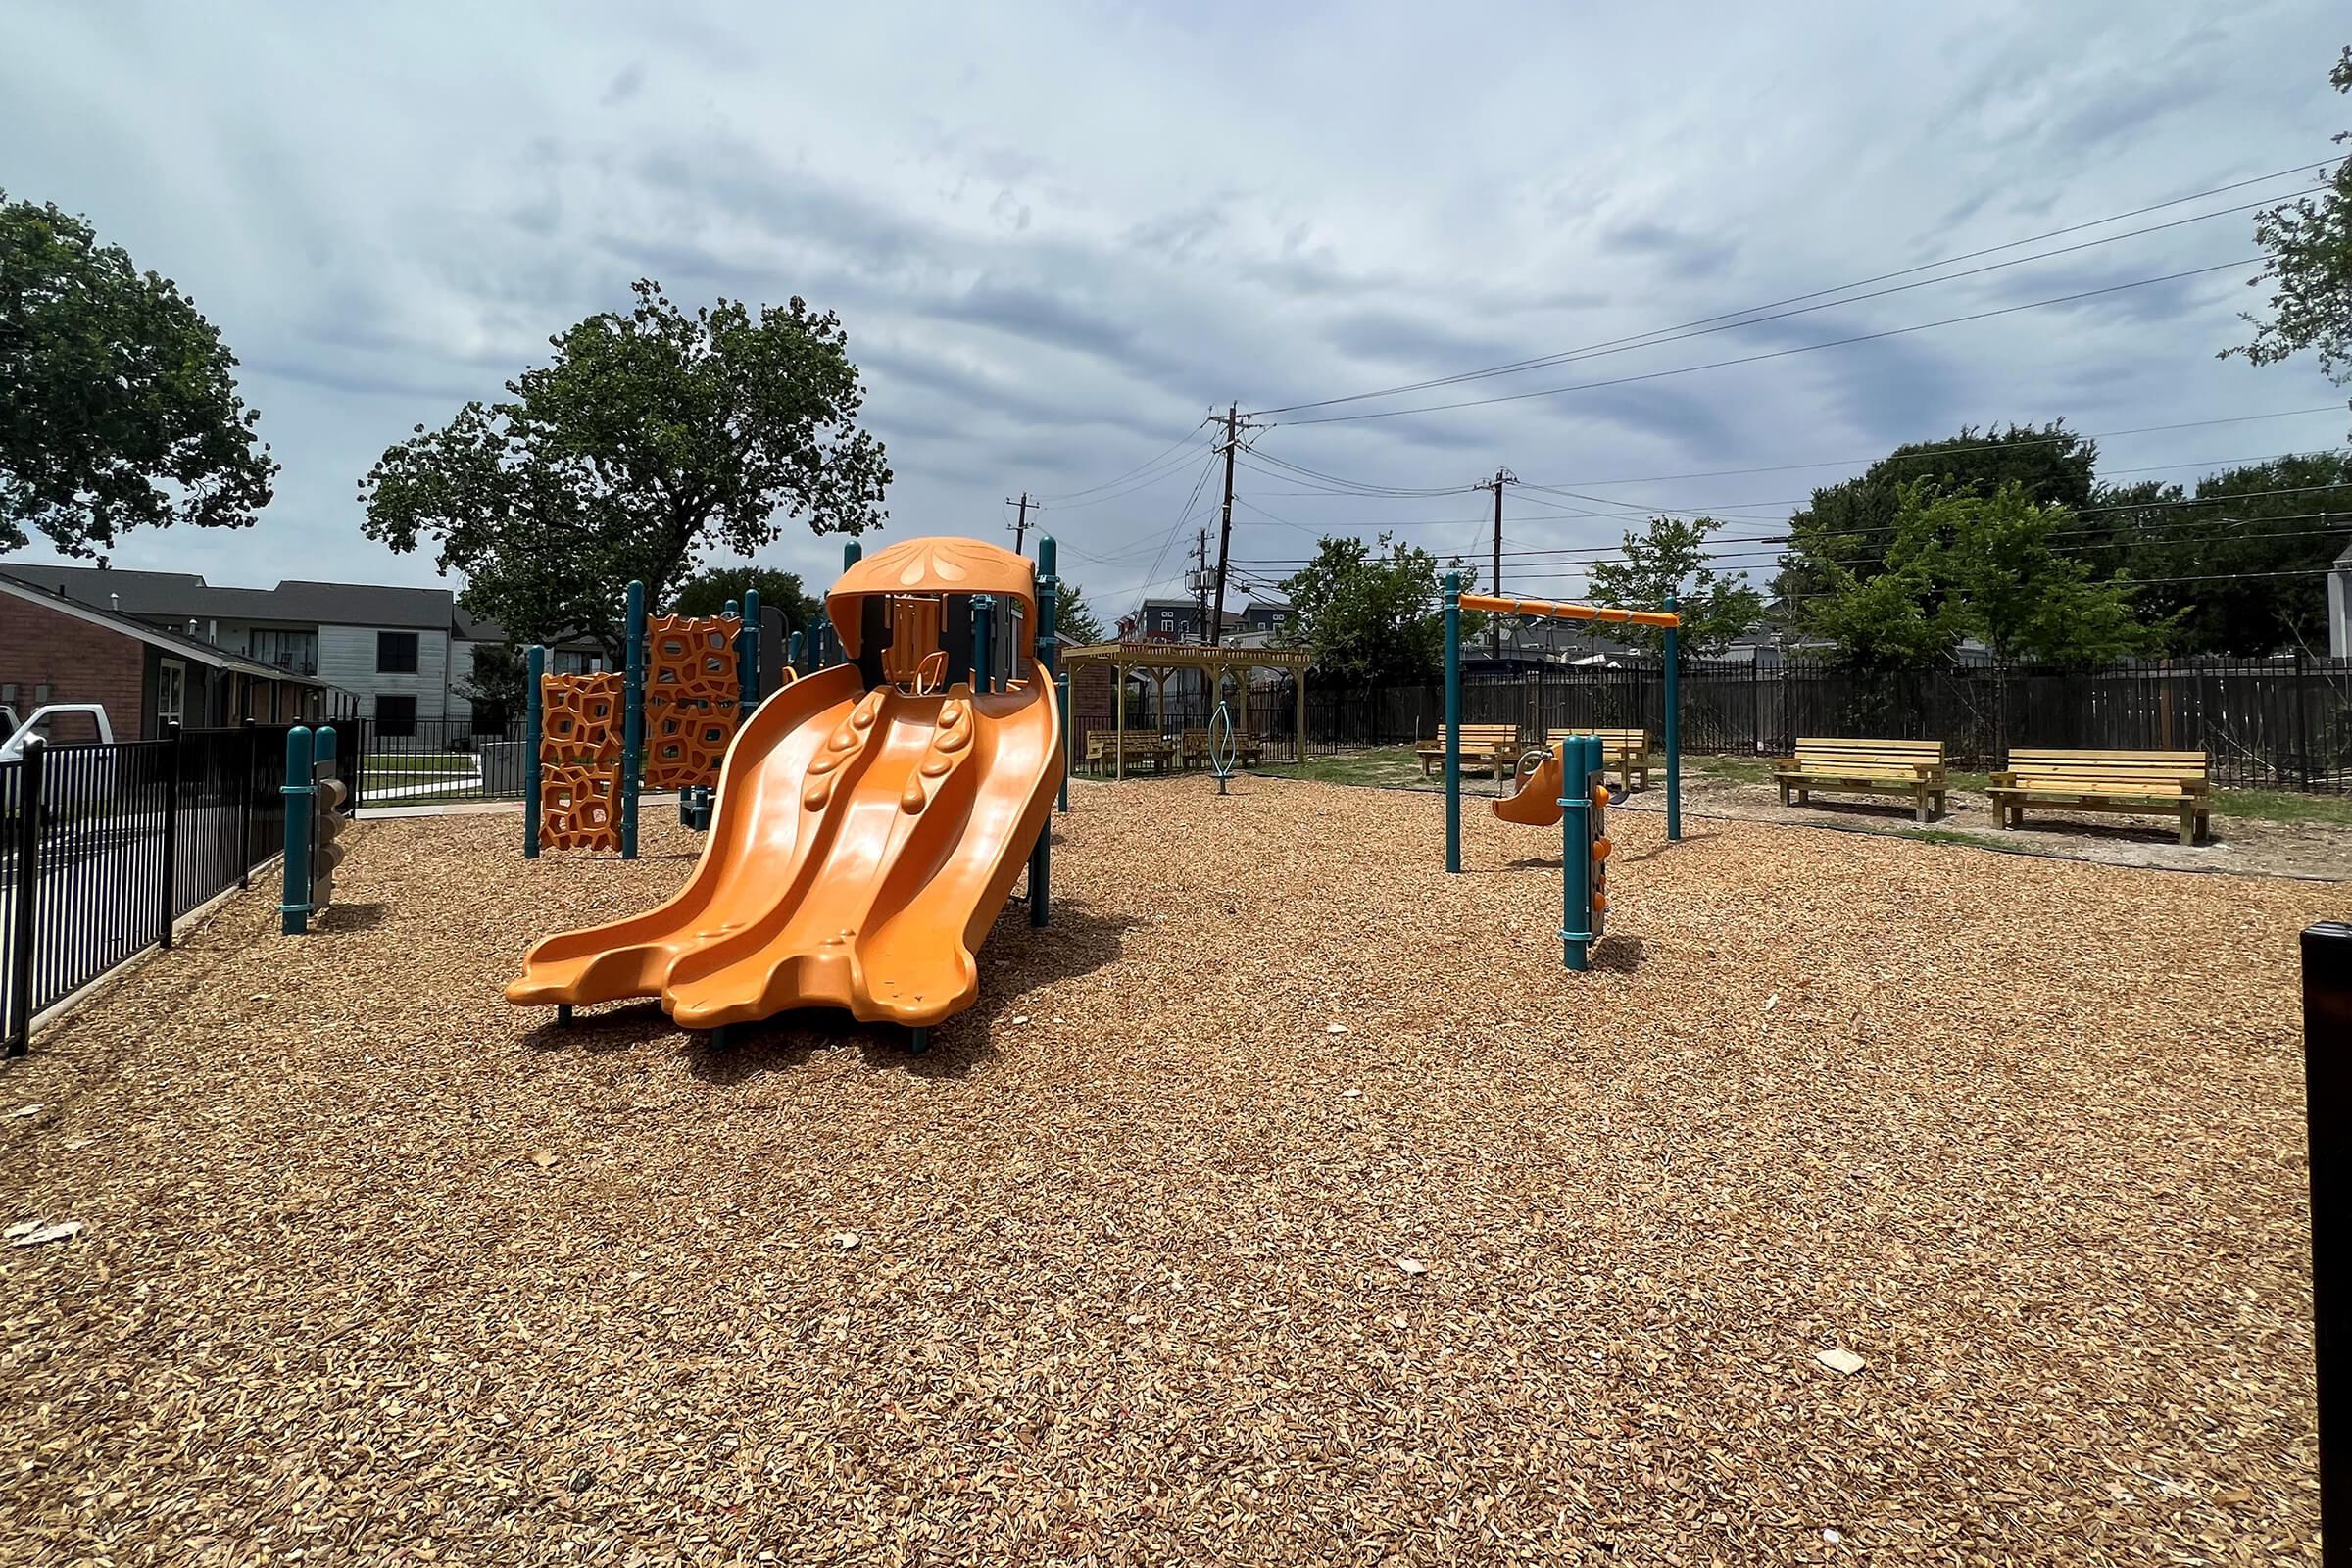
[1663,591,1681,843]
[620,580,646,860]
[1443,571,1462,874]
[1030,535,1058,927]
[279,724,315,935]
[523,645,545,858]
[1559,734,1608,971]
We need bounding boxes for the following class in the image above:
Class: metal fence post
[239,718,258,891]
[158,720,182,950]
[2303,920,2352,1567]
[7,738,42,1055]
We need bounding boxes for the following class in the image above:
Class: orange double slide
[506,539,1061,1036]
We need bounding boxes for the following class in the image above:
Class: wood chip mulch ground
[0,774,2334,1564]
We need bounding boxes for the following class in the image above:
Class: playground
[0,769,2329,1562]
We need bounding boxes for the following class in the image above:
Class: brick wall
[0,594,146,734]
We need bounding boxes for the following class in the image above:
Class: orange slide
[506,539,1061,1035]
[1493,744,1564,827]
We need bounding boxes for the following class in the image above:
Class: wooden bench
[1180,727,1270,768]
[1180,728,1209,769]
[1987,748,2212,845]
[1546,728,1652,792]
[1417,723,1521,781]
[1083,729,1176,775]
[1772,738,1948,824]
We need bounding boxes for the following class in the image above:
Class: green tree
[361,279,891,661]
[2228,46,2352,406]
[2096,450,2352,654]
[1054,579,1106,647]
[0,191,277,558]
[1801,482,2152,667]
[671,565,819,634]
[1281,534,1477,686]
[1774,423,2098,606]
[459,640,525,734]
[1584,514,1766,657]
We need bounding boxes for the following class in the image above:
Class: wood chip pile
[0,774,2329,1563]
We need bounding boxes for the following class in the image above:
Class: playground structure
[505,535,1065,1050]
[277,724,348,935]
[522,588,770,858]
[1442,576,1681,971]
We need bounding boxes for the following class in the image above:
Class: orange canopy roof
[827,537,1038,660]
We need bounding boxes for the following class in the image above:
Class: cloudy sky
[5,1,2349,619]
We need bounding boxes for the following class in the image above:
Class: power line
[1029,414,1216,503]
[1247,158,2330,417]
[1275,260,2257,426]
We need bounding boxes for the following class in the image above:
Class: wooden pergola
[1059,640,1315,780]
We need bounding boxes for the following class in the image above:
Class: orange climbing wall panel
[882,596,945,684]
[538,671,625,852]
[641,614,742,794]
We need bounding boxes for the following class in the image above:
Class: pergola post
[1115,662,1127,781]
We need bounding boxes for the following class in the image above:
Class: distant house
[1119,598,1247,643]
[0,570,344,735]
[0,564,604,736]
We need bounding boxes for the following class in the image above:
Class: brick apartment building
[0,570,343,736]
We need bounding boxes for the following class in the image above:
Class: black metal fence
[3,723,289,1054]
[342,717,528,809]
[1234,655,2352,793]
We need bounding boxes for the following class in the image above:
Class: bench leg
[1915,793,1929,826]
[2196,809,2210,844]
[1778,784,1789,808]
[1931,791,1946,823]
[2180,805,2196,847]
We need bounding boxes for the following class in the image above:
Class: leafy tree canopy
[1584,514,1767,658]
[671,565,819,634]
[2228,45,2352,410]
[459,639,525,733]
[0,191,277,558]
[1054,579,1107,647]
[1774,422,2097,607]
[1799,481,2153,668]
[1282,534,1478,686]
[361,279,891,661]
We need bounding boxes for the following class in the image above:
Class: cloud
[1598,220,1740,282]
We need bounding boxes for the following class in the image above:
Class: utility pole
[1195,402,1266,648]
[1476,468,1517,662]
[1188,527,1212,641]
[1005,492,1036,555]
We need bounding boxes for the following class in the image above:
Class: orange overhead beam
[1458,593,1681,629]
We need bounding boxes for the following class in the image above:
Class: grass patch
[2210,787,2352,826]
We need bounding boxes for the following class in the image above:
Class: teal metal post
[1056,671,1072,811]
[279,725,315,935]
[523,645,545,858]
[972,595,995,694]
[1444,572,1462,873]
[621,580,646,860]
[787,629,805,676]
[1664,591,1681,843]
[1031,538,1057,926]
[739,587,760,705]
[1557,735,1600,971]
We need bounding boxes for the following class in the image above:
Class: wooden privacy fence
[1235,654,2352,793]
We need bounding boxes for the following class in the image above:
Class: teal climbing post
[1664,591,1681,843]
[621,579,645,860]
[279,725,315,935]
[1444,571,1462,874]
[523,645,545,858]
[740,588,761,705]
[787,629,805,676]
[1031,537,1057,925]
[1056,671,1071,811]
[1559,735,1600,971]
[972,595,995,694]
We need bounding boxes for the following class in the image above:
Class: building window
[156,659,186,730]
[375,693,417,738]
[377,631,420,674]
[251,628,318,674]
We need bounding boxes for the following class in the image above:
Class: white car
[0,704,114,762]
